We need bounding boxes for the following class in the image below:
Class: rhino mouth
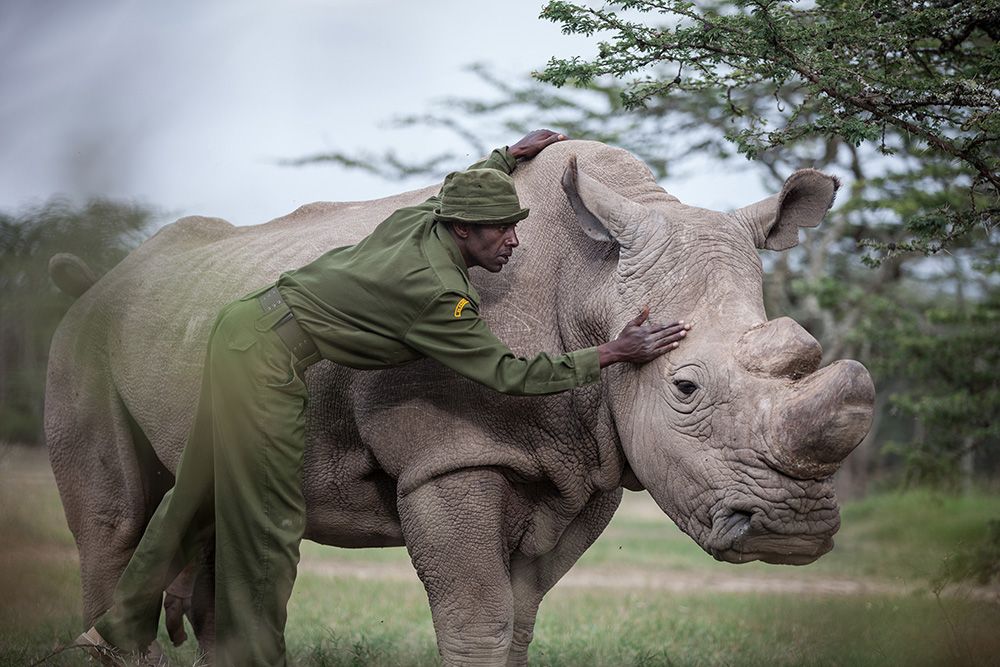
[705,509,834,566]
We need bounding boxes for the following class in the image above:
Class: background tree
[0,198,156,444]
[539,0,999,260]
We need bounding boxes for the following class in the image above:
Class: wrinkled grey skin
[46,141,874,665]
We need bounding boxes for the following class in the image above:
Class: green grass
[529,591,999,667]
[819,489,1000,581]
[278,573,1000,667]
[3,444,999,666]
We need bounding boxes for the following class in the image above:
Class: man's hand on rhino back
[508,129,567,161]
[598,306,691,367]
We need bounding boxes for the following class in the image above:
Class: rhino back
[70,187,437,469]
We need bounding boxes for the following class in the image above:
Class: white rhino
[46,140,874,665]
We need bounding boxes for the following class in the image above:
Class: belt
[257,286,319,362]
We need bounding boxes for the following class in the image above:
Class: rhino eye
[674,379,698,395]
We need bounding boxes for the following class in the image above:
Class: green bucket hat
[434,169,530,225]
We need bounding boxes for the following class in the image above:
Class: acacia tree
[538,0,999,260]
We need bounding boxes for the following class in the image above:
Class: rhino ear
[561,155,647,249]
[735,169,840,251]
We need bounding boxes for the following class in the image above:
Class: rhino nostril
[718,509,753,541]
[706,510,757,561]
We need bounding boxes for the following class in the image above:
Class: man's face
[466,224,519,272]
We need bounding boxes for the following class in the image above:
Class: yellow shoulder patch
[453,298,470,318]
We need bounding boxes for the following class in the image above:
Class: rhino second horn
[737,317,822,379]
[771,360,875,479]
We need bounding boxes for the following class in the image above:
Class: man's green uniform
[94,148,600,666]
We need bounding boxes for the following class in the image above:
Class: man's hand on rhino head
[598,306,691,368]
[508,129,567,161]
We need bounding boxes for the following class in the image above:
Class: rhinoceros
[45,140,874,665]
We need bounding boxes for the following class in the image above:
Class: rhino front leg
[399,469,515,666]
[163,563,196,646]
[161,540,215,655]
[506,489,623,667]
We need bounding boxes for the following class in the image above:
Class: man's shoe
[74,627,125,666]
[74,627,166,666]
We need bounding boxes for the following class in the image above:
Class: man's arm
[597,306,691,368]
[404,292,689,396]
[465,129,568,174]
[404,291,597,396]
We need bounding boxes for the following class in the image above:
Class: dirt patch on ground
[298,558,1000,602]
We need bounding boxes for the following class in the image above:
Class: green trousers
[95,290,319,666]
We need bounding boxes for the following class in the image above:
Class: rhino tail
[49,252,99,298]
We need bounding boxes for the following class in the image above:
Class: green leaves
[859,285,1000,487]
[934,519,1000,589]
[537,0,999,256]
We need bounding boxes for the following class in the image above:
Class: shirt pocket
[216,301,262,352]
[265,354,305,391]
[224,324,258,352]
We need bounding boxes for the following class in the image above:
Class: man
[77,130,690,666]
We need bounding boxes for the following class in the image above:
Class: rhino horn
[734,169,840,251]
[771,360,875,479]
[737,317,822,380]
[561,155,648,248]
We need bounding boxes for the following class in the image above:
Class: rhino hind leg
[163,565,193,646]
[124,415,217,657]
[46,377,174,626]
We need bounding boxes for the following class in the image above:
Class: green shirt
[276,148,601,396]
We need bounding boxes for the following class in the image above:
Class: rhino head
[560,151,874,566]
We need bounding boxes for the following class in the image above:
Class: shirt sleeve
[432,148,516,200]
[465,147,517,174]
[403,291,601,396]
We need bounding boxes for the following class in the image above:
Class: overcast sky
[0,0,764,227]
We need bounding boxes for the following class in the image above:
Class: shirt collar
[432,220,470,279]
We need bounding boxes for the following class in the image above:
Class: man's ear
[449,222,471,240]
